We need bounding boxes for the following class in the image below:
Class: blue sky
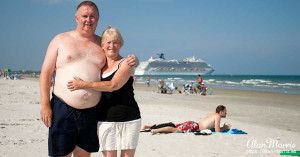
[0,0,299,75]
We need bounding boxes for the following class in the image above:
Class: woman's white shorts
[97,119,142,151]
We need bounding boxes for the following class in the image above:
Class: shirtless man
[40,1,137,157]
[193,74,207,94]
[198,105,231,132]
[146,75,150,87]
[141,105,231,135]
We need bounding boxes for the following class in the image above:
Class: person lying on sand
[141,105,231,135]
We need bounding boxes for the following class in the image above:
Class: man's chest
[56,41,105,68]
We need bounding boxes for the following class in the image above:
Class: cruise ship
[135,53,214,75]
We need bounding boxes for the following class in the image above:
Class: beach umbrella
[4,68,12,72]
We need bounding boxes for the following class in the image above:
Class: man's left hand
[127,54,139,67]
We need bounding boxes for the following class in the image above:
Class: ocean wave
[272,85,280,88]
[266,82,276,85]
[224,81,240,85]
[278,83,300,87]
[207,79,215,82]
[255,84,274,87]
[241,80,259,85]
[253,79,272,83]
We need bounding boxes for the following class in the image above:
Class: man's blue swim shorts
[48,93,99,157]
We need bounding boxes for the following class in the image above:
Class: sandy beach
[0,78,299,157]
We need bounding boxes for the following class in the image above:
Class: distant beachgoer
[15,73,19,80]
[141,105,231,135]
[158,80,167,93]
[9,73,14,80]
[133,75,137,86]
[51,74,55,87]
[180,83,194,94]
[197,74,202,84]
[193,74,207,95]
[51,69,56,87]
[19,74,24,80]
[146,75,150,87]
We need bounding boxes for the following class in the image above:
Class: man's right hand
[127,54,139,67]
[40,105,52,127]
[223,123,232,130]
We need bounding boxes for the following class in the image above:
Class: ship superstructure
[135,53,214,75]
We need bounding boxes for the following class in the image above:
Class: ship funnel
[156,53,165,60]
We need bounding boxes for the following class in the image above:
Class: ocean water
[135,75,300,95]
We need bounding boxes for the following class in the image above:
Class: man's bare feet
[150,129,157,135]
[140,125,146,131]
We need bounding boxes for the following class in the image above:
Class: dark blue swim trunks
[49,93,99,157]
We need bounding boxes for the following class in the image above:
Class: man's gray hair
[75,1,99,16]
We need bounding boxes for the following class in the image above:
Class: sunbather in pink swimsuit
[175,121,199,133]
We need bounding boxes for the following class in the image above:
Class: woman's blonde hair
[101,25,124,47]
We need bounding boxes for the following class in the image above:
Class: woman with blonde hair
[67,26,141,157]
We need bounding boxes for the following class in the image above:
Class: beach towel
[141,128,247,135]
[212,128,247,134]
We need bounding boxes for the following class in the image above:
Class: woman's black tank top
[97,62,141,122]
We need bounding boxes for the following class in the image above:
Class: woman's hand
[67,76,85,91]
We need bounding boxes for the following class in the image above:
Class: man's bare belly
[53,66,102,109]
[54,87,101,109]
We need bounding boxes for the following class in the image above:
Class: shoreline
[135,74,300,95]
[135,81,300,96]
